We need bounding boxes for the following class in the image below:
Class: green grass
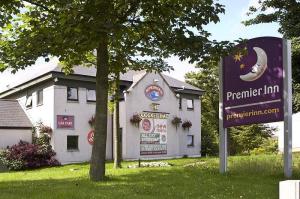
[1,154,300,199]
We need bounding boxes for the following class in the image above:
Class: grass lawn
[1,154,300,199]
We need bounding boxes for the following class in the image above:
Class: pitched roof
[0,100,32,128]
[0,65,203,94]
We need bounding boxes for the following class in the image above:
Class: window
[179,97,182,110]
[25,95,32,109]
[187,99,194,110]
[37,89,43,105]
[86,89,96,102]
[67,87,78,101]
[67,135,79,151]
[187,135,194,147]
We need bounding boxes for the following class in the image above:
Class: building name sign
[139,112,168,119]
[223,37,284,127]
[145,85,164,101]
[57,115,74,129]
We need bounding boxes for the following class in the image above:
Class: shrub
[250,138,278,155]
[0,141,60,171]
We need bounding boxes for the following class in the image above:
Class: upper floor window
[67,87,78,101]
[37,89,43,106]
[86,89,96,102]
[187,99,194,110]
[25,95,32,109]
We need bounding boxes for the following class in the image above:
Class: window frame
[67,87,79,101]
[37,89,43,106]
[67,135,79,151]
[186,99,194,110]
[179,97,182,110]
[86,89,96,102]
[187,135,194,147]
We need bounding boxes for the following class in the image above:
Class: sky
[0,0,282,86]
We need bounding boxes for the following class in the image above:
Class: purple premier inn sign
[223,37,284,127]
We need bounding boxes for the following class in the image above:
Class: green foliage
[243,0,300,38]
[228,125,275,155]
[250,138,278,155]
[0,0,234,73]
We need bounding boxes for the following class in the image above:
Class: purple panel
[223,37,284,127]
[57,115,74,129]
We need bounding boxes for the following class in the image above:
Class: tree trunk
[89,33,109,181]
[113,73,122,168]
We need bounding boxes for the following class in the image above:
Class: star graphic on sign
[233,52,243,62]
[240,64,245,69]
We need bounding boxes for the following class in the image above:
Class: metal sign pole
[219,58,227,173]
[283,39,292,178]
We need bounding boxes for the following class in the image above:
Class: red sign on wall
[57,115,74,129]
[87,130,94,145]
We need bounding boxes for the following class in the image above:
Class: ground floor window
[187,135,194,147]
[67,135,79,151]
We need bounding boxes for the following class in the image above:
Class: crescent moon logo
[240,47,268,82]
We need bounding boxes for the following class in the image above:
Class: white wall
[53,85,112,164]
[0,129,32,149]
[123,73,201,159]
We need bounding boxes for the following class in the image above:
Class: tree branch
[23,0,57,14]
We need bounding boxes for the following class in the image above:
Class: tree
[228,124,274,155]
[186,61,276,156]
[112,73,122,169]
[243,0,300,112]
[0,1,232,181]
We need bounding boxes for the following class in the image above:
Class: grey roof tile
[0,100,32,128]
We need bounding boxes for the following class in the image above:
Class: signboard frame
[219,37,292,178]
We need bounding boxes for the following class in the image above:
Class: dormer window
[25,95,32,109]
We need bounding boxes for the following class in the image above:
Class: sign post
[220,37,292,177]
[219,58,227,173]
[283,39,292,178]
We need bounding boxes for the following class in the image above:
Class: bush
[250,138,278,155]
[0,141,60,171]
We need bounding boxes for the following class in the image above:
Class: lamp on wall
[153,79,159,83]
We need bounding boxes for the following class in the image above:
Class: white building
[0,65,203,164]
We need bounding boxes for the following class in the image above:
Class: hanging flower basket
[182,120,192,131]
[88,115,95,129]
[130,114,142,127]
[171,116,182,130]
